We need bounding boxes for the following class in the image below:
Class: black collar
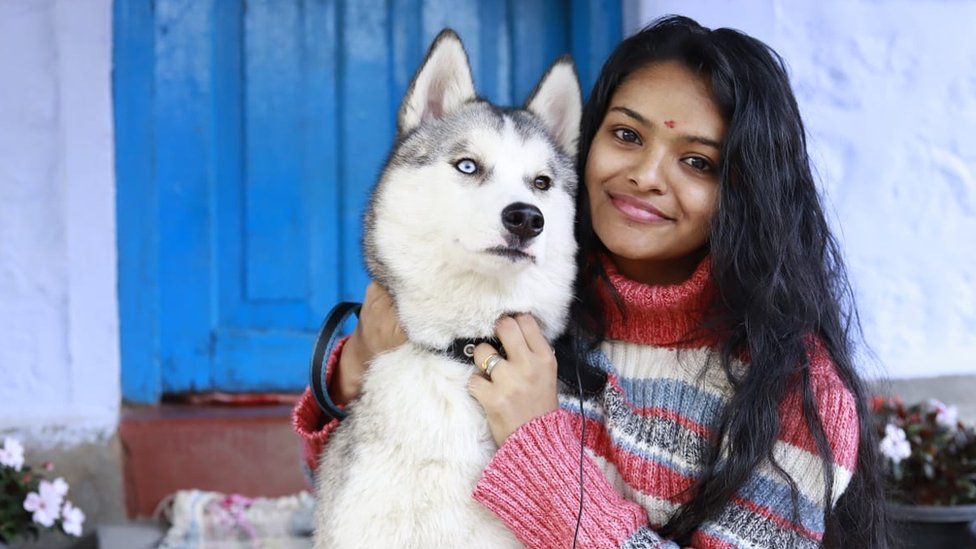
[310,302,607,423]
[438,337,506,363]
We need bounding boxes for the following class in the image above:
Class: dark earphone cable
[573,345,585,548]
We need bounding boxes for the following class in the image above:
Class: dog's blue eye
[455,158,478,175]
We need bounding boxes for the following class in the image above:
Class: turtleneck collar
[597,253,717,347]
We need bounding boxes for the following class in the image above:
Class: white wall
[629,1,976,379]
[0,0,118,446]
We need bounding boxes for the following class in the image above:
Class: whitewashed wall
[628,1,976,379]
[0,0,118,445]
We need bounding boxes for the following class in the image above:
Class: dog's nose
[501,202,544,240]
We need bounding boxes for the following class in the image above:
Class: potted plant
[0,437,85,547]
[872,396,976,547]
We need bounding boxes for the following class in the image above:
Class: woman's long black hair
[570,15,888,547]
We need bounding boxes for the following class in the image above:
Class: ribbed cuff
[473,409,655,548]
[291,335,350,475]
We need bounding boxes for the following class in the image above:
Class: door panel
[115,0,623,402]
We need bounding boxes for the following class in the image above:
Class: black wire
[572,342,585,549]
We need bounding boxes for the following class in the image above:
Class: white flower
[936,404,959,429]
[49,476,69,498]
[0,437,25,471]
[23,477,69,528]
[61,500,85,537]
[879,423,912,465]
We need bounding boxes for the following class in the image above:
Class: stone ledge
[870,375,976,421]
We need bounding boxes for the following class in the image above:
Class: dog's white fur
[314,30,581,548]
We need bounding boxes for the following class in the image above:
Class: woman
[293,16,888,548]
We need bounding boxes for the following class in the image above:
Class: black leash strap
[309,301,362,421]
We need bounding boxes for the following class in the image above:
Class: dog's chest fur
[313,344,520,548]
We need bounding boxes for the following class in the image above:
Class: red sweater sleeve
[472,409,665,548]
[291,335,350,475]
[472,348,860,548]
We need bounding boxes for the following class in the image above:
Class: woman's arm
[291,282,406,476]
[292,334,351,476]
[471,346,859,548]
[466,315,660,546]
[473,408,664,547]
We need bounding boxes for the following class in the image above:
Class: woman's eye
[612,128,641,145]
[533,175,552,191]
[454,158,479,175]
[682,156,712,172]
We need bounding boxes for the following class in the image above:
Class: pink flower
[23,478,68,527]
[61,500,85,537]
[210,493,256,539]
[0,437,25,471]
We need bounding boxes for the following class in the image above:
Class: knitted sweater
[292,257,859,548]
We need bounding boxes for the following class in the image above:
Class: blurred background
[0,0,973,546]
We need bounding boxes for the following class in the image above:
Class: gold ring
[483,354,504,379]
[479,353,499,374]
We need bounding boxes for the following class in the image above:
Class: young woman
[293,16,888,548]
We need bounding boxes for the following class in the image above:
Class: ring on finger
[480,353,504,379]
[479,353,500,374]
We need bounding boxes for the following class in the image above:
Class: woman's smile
[607,191,673,223]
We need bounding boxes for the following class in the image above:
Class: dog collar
[310,302,509,420]
[439,337,506,364]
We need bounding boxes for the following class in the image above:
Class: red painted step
[119,401,308,517]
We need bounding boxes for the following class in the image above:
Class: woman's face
[585,61,726,284]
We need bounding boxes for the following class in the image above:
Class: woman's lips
[608,193,672,224]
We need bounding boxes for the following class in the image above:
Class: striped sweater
[292,256,859,548]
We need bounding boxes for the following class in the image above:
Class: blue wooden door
[115,0,622,403]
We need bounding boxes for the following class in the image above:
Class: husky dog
[314,29,581,548]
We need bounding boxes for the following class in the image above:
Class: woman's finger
[472,342,505,378]
[494,315,530,364]
[358,281,406,355]
[372,286,406,344]
[467,372,492,402]
[514,314,550,355]
[362,281,381,311]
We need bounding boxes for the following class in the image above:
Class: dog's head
[363,30,581,347]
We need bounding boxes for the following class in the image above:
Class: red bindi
[664,120,676,129]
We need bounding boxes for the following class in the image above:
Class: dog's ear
[525,56,582,157]
[398,29,475,135]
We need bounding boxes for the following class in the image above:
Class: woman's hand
[468,314,560,447]
[330,281,407,406]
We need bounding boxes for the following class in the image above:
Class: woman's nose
[628,152,668,194]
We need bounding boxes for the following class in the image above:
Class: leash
[309,302,508,420]
[309,302,362,420]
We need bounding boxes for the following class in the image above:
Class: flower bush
[0,437,85,543]
[872,397,976,505]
